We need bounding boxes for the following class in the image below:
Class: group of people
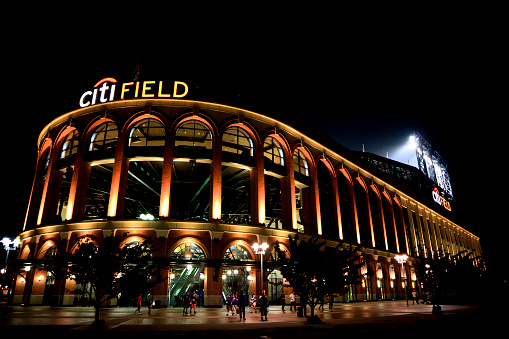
[279,291,297,312]
[411,290,432,304]
[181,291,200,315]
[225,290,269,321]
[134,289,293,322]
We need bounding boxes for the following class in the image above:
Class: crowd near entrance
[168,266,205,307]
[222,268,251,299]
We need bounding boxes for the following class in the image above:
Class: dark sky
[1,14,505,275]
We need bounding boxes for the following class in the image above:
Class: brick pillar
[204,267,222,307]
[331,174,342,240]
[67,146,91,221]
[253,268,262,297]
[309,163,321,235]
[251,141,265,225]
[108,131,129,218]
[24,152,48,230]
[37,157,62,225]
[152,268,169,307]
[210,136,222,221]
[22,269,35,305]
[280,168,297,230]
[159,133,174,219]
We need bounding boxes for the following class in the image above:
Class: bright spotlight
[139,213,155,221]
[409,135,417,149]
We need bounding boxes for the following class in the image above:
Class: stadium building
[11,78,481,306]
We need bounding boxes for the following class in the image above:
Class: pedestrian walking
[259,290,268,321]
[328,294,333,310]
[134,293,142,315]
[318,296,324,310]
[232,293,237,316]
[289,291,296,311]
[237,289,247,321]
[250,294,257,313]
[182,291,190,315]
[191,291,197,314]
[280,293,286,312]
[226,294,232,316]
[412,290,420,304]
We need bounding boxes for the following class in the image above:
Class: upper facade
[23,88,480,259]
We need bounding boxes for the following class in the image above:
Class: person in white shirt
[290,291,296,311]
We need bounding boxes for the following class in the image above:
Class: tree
[269,235,367,323]
[67,234,165,327]
[415,250,486,312]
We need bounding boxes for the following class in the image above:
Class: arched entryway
[222,243,254,300]
[168,241,207,307]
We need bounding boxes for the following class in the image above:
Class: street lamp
[252,242,269,288]
[2,237,21,270]
[169,272,175,307]
[395,254,408,306]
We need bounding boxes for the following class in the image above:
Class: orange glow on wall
[160,196,169,218]
[259,200,265,224]
[107,194,118,217]
[65,200,73,221]
[212,201,221,220]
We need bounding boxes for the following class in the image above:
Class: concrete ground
[0,300,501,337]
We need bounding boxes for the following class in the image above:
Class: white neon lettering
[80,79,188,107]
[432,188,451,211]
[91,88,98,105]
[432,190,441,204]
[109,84,116,101]
[79,91,92,107]
[99,82,110,103]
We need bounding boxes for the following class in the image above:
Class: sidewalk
[0,301,494,337]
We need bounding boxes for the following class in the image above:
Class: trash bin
[297,305,303,318]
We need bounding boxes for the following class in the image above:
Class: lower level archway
[168,265,205,307]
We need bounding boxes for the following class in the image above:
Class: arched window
[338,170,355,244]
[264,136,284,166]
[317,161,335,238]
[271,243,290,260]
[43,148,51,170]
[60,130,79,159]
[222,126,253,156]
[43,247,58,259]
[89,121,118,151]
[224,244,252,261]
[121,241,152,259]
[175,120,212,149]
[293,149,309,176]
[128,118,165,147]
[171,242,206,260]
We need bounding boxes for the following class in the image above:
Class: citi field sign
[79,77,189,108]
[432,187,452,211]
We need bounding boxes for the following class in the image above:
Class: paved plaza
[0,301,499,337]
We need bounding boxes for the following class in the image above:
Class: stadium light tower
[409,135,418,149]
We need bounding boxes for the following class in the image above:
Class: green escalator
[169,267,204,306]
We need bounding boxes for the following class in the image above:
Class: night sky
[1,15,505,278]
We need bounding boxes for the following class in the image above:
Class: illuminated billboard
[79,77,189,108]
[413,132,453,198]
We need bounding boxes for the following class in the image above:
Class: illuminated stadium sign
[432,187,451,211]
[413,133,453,198]
[79,77,189,108]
